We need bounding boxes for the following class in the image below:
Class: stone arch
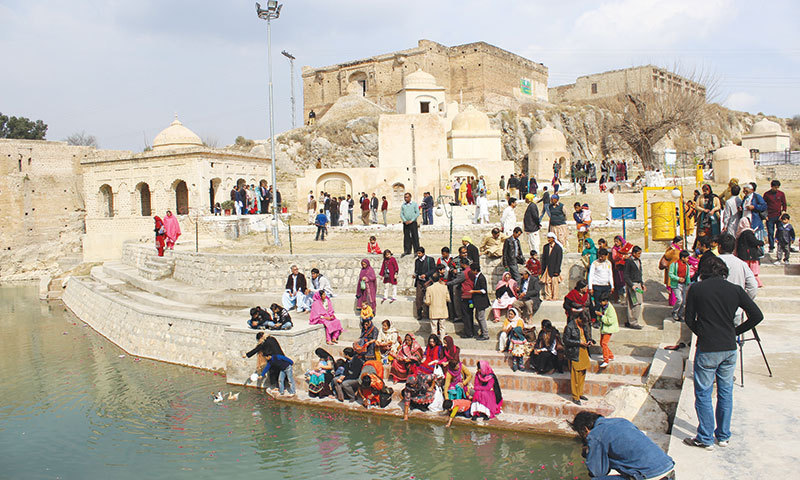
[136,182,152,216]
[392,182,406,205]
[558,156,568,175]
[450,164,478,179]
[172,179,189,215]
[209,178,222,213]
[347,71,367,96]
[316,172,352,198]
[98,184,114,217]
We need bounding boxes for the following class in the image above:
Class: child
[379,249,399,303]
[595,292,618,368]
[367,235,382,255]
[597,238,608,251]
[668,250,691,321]
[508,326,530,372]
[573,202,591,253]
[776,213,795,265]
[444,398,473,427]
[306,352,330,387]
[248,306,271,329]
[525,250,541,276]
[214,202,221,215]
[263,353,295,396]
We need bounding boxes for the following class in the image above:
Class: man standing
[447,255,471,327]
[717,233,757,325]
[499,175,506,196]
[683,257,763,450]
[400,193,420,256]
[380,196,389,226]
[540,232,563,300]
[470,266,490,341]
[721,184,742,236]
[537,186,551,220]
[413,247,436,320]
[588,248,614,316]
[501,197,518,234]
[502,227,525,284]
[762,179,787,253]
[370,193,379,224]
[523,193,541,254]
[572,412,675,480]
[259,182,269,214]
[314,209,328,241]
[347,194,355,224]
[461,236,481,271]
[421,192,434,226]
[623,246,645,329]
[424,273,451,337]
[508,173,517,199]
[360,194,371,225]
[307,195,317,224]
[548,194,568,249]
[282,265,309,312]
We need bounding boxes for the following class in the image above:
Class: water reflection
[0,286,585,480]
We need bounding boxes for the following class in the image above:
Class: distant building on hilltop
[548,65,706,103]
[301,39,549,120]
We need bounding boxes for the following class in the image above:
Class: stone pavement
[668,266,800,479]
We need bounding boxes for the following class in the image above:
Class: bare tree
[65,130,98,147]
[602,67,716,170]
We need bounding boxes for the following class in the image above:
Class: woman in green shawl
[581,238,598,274]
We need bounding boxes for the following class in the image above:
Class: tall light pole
[281,50,296,129]
[256,1,282,245]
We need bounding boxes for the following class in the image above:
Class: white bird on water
[212,391,224,403]
[227,392,239,401]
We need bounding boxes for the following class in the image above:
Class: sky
[1,0,798,151]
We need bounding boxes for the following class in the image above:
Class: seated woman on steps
[375,320,401,365]
[417,334,446,375]
[307,348,334,398]
[390,334,423,382]
[470,361,502,420]
[309,290,343,345]
[531,319,564,374]
[497,307,523,352]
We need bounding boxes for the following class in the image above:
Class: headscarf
[736,215,753,238]
[399,334,422,359]
[443,335,460,363]
[462,236,472,244]
[476,361,503,405]
[359,258,377,283]
[509,326,526,342]
[154,216,164,234]
[163,212,181,241]
[314,348,333,361]
[582,238,597,264]
[495,271,518,291]
[309,291,334,321]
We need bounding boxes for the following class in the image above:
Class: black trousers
[591,285,612,320]
[460,298,475,337]
[403,221,420,254]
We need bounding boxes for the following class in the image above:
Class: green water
[0,286,586,480]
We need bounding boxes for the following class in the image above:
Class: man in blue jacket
[572,411,675,479]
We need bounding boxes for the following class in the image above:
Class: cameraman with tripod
[683,256,763,451]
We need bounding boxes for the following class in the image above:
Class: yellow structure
[643,187,685,252]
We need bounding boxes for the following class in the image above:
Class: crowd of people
[226,182,282,216]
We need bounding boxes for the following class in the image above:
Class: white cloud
[723,92,759,112]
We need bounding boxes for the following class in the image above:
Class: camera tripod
[737,327,772,387]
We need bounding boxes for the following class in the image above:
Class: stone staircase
[135,253,175,281]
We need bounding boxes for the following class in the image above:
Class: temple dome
[402,69,438,89]
[749,118,782,135]
[153,116,203,150]
[530,126,567,151]
[451,106,490,131]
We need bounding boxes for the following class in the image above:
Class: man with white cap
[540,232,564,300]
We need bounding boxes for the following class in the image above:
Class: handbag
[360,279,367,290]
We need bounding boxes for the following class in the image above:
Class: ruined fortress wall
[303,40,549,119]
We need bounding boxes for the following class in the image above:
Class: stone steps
[759,274,800,287]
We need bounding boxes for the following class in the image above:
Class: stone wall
[757,164,800,181]
[122,243,673,301]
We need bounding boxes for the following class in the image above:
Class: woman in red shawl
[466,180,474,205]
[563,279,592,326]
[356,258,378,312]
[611,235,632,301]
[470,361,503,419]
[417,334,446,374]
[309,291,343,345]
[163,210,181,250]
[154,216,166,256]
[390,334,423,382]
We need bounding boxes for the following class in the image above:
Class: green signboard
[520,78,532,95]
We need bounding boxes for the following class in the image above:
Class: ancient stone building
[742,118,791,154]
[81,117,272,261]
[549,65,706,103]
[302,39,548,121]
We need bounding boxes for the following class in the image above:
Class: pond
[0,286,586,480]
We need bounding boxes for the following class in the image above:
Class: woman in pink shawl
[356,258,377,312]
[163,210,181,250]
[390,333,423,382]
[470,360,503,419]
[309,290,343,345]
[491,272,518,321]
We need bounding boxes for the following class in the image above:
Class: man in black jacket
[623,246,645,329]
[282,265,309,312]
[461,236,481,271]
[523,194,541,254]
[513,270,542,320]
[502,227,526,284]
[683,256,763,451]
[691,235,715,282]
[334,347,365,402]
[413,247,437,320]
[469,265,490,340]
[447,256,471,327]
[540,232,563,300]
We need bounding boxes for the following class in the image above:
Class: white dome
[530,126,567,152]
[153,116,203,150]
[451,106,490,131]
[713,144,750,161]
[750,118,782,135]
[402,69,438,89]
